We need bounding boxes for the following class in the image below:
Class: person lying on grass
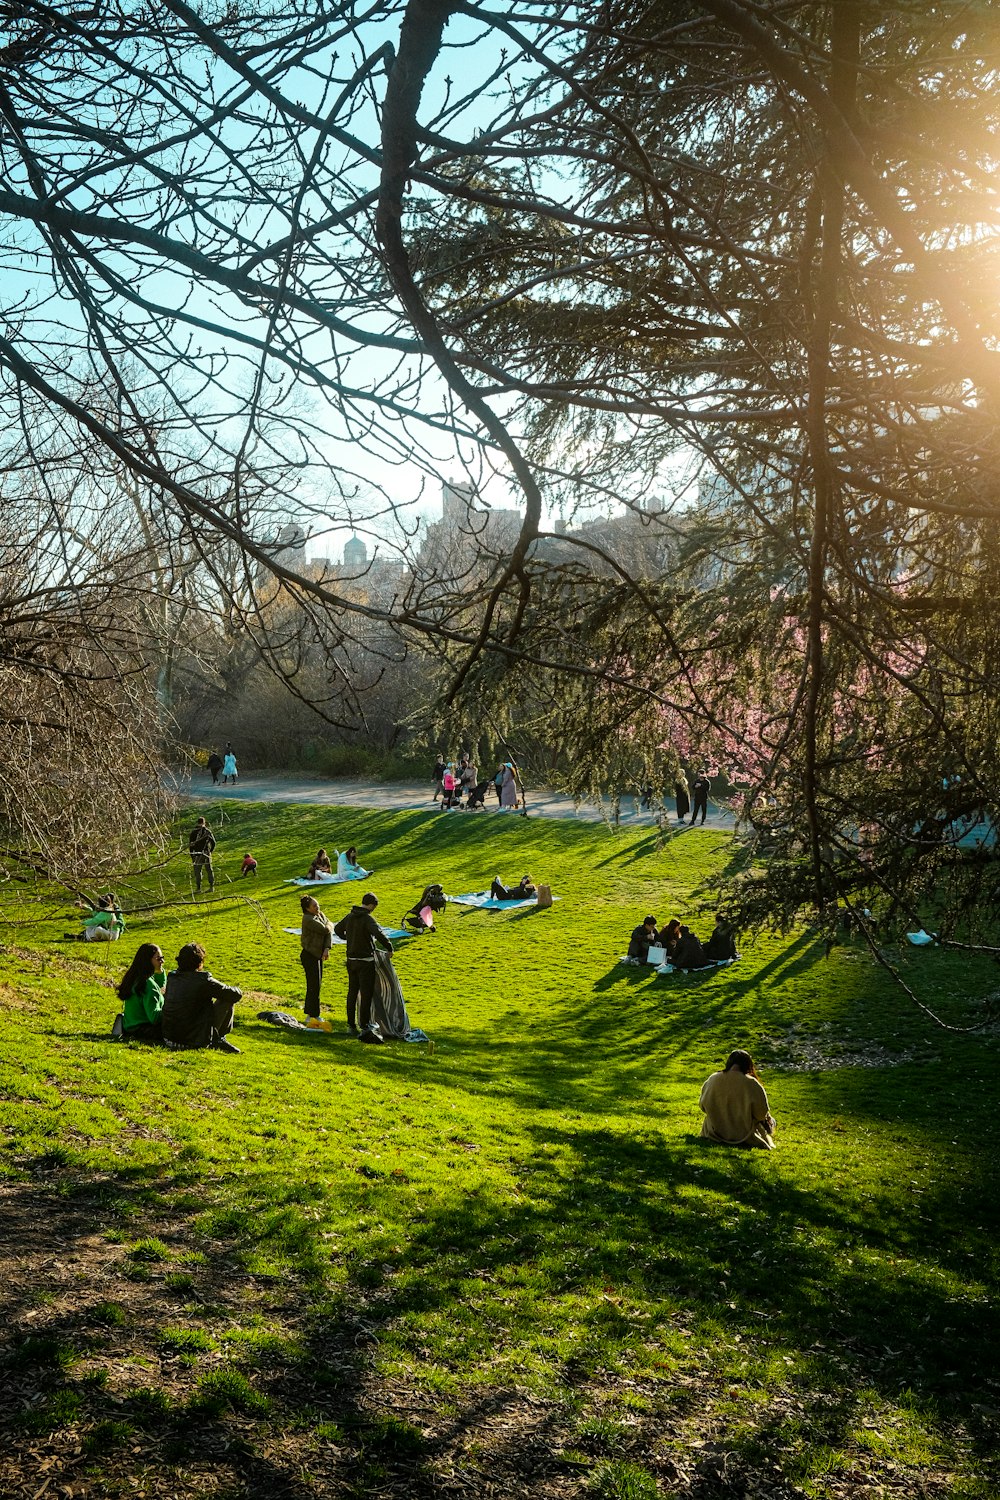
[161,942,243,1055]
[628,915,660,962]
[490,873,537,901]
[113,943,166,1043]
[699,1050,775,1150]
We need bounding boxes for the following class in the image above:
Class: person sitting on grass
[490,873,537,901]
[402,884,447,933]
[161,942,243,1054]
[672,924,709,969]
[308,848,333,880]
[658,918,682,960]
[66,893,126,943]
[112,943,166,1043]
[240,852,258,878]
[627,915,660,962]
[703,915,738,963]
[337,846,368,879]
[699,1050,775,1150]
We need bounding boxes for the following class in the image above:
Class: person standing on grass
[299,895,332,1020]
[333,892,393,1039]
[690,770,711,825]
[161,942,243,1054]
[189,816,216,893]
[699,1050,775,1149]
[207,750,223,785]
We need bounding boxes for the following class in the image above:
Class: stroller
[466,778,491,810]
[402,883,447,933]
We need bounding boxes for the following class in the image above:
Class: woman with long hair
[699,1050,775,1149]
[114,942,165,1043]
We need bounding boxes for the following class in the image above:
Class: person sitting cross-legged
[161,942,243,1054]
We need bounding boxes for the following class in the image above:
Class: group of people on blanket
[628,913,737,968]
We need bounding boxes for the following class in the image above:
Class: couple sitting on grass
[113,942,242,1054]
[629,913,737,968]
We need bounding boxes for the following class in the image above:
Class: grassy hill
[0,799,996,1499]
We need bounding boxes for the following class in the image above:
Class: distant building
[343,534,368,569]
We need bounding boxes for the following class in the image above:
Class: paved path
[175,770,735,828]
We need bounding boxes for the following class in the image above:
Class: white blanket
[448,890,559,910]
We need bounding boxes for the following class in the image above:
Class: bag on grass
[646,945,666,966]
[535,883,553,909]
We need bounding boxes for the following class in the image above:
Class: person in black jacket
[161,943,242,1053]
[627,915,659,962]
[188,817,217,893]
[673,925,709,969]
[207,751,223,785]
[690,771,711,826]
[332,893,394,1038]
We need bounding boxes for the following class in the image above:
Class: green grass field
[0,799,997,1499]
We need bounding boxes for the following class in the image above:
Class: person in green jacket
[113,943,166,1043]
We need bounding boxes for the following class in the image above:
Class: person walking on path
[189,816,216,893]
[161,942,243,1053]
[333,892,393,1039]
[207,750,223,785]
[221,749,238,785]
[460,755,478,800]
[431,753,446,802]
[690,771,711,826]
[674,772,690,823]
[299,895,332,1019]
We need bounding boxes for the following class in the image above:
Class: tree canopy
[3,1,1000,958]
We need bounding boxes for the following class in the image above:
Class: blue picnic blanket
[282,926,410,942]
[283,871,372,888]
[448,890,538,910]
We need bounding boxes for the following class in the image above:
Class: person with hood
[332,892,394,1039]
[161,942,242,1053]
[207,750,223,785]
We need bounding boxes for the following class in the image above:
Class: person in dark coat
[704,916,738,963]
[628,915,659,962]
[659,918,682,960]
[207,751,223,785]
[161,943,242,1053]
[332,893,394,1038]
[490,874,536,901]
[675,774,690,822]
[431,754,446,802]
[299,895,333,1019]
[188,817,216,893]
[673,925,708,969]
[690,771,711,825]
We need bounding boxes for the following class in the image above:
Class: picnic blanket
[282,926,410,942]
[283,870,373,888]
[654,957,737,975]
[448,890,559,911]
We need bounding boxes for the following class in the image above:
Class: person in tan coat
[299,895,333,1019]
[699,1050,775,1149]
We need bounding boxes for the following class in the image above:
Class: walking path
[175,770,736,829]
